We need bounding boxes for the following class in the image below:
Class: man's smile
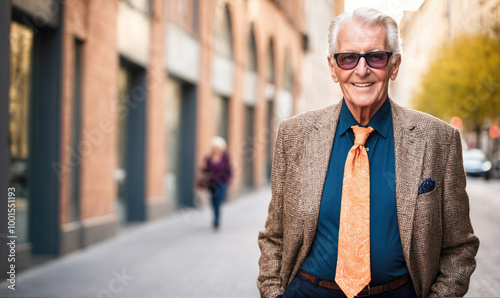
[352,82,375,87]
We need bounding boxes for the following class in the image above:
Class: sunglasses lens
[366,52,389,68]
[335,52,391,69]
[337,53,359,69]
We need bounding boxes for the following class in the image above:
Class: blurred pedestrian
[200,136,232,230]
[258,7,479,298]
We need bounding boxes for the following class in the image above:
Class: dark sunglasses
[333,51,393,70]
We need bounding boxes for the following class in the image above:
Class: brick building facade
[1,0,343,270]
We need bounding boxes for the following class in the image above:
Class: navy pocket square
[418,178,436,195]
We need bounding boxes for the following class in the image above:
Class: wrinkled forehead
[337,19,389,52]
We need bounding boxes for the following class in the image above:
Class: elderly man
[258,7,479,298]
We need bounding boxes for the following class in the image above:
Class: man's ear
[327,57,339,83]
[390,55,402,81]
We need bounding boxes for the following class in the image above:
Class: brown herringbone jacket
[257,99,479,298]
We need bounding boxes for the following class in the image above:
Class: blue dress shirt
[300,98,408,285]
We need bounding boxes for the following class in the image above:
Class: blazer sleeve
[257,122,287,298]
[429,129,480,297]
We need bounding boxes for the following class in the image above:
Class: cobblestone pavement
[0,177,498,298]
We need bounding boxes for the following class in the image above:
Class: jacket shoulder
[391,101,458,140]
[279,104,339,134]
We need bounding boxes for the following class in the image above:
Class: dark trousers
[281,273,417,298]
[208,182,227,227]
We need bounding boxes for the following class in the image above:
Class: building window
[116,65,131,223]
[267,40,275,84]
[9,20,34,244]
[164,77,198,208]
[193,0,199,34]
[244,105,255,187]
[266,40,276,180]
[121,0,151,15]
[69,39,83,222]
[213,3,233,57]
[165,77,182,206]
[247,27,257,71]
[213,94,229,141]
[284,53,293,92]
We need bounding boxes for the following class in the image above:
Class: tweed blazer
[257,99,479,298]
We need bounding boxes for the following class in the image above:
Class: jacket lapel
[299,102,342,250]
[391,100,425,269]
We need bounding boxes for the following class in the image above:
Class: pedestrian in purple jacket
[201,136,232,230]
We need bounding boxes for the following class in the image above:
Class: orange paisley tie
[335,125,374,298]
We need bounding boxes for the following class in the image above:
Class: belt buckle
[355,284,371,297]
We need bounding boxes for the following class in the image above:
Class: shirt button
[366,147,369,151]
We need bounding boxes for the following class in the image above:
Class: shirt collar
[338,97,391,139]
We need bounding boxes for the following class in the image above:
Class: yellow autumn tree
[413,35,500,133]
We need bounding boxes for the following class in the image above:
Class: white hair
[211,136,227,151]
[327,7,403,63]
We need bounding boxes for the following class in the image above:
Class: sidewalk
[0,188,272,298]
[0,181,494,298]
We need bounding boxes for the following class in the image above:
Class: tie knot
[351,125,374,146]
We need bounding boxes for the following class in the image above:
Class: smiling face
[329,19,401,117]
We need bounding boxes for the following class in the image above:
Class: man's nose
[355,56,370,76]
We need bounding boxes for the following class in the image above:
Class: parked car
[463,149,492,180]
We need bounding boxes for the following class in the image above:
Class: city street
[466,176,500,297]
[2,1,499,297]
[0,178,499,298]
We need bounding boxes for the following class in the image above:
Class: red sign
[450,117,463,129]
[489,125,500,139]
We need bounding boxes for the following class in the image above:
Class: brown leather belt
[299,271,410,297]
